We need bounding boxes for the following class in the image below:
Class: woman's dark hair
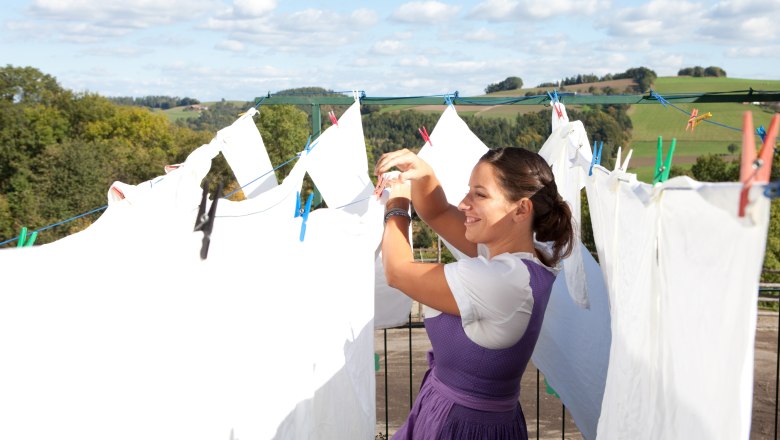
[479,147,575,266]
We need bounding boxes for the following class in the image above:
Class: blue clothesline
[4,90,777,247]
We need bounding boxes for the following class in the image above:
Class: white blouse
[427,244,558,350]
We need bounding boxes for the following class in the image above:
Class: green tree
[485,76,523,94]
[256,105,310,181]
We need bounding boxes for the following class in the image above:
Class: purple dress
[393,259,556,440]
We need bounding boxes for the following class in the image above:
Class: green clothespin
[544,377,560,398]
[653,136,677,184]
[15,227,37,247]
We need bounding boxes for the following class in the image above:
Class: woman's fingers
[374,149,417,176]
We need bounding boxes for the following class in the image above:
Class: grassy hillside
[393,76,780,182]
[628,77,780,181]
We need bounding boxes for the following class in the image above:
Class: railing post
[311,103,321,139]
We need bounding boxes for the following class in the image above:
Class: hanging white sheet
[0,124,381,439]
[589,170,770,440]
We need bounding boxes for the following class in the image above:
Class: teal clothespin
[16,227,37,247]
[653,136,677,184]
[544,377,560,398]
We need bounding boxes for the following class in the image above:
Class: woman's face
[458,162,520,246]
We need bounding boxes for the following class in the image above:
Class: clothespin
[372,171,402,199]
[756,126,767,144]
[296,192,314,242]
[614,146,633,172]
[194,180,222,260]
[444,94,453,106]
[303,135,314,154]
[328,110,338,127]
[546,90,559,104]
[16,227,37,247]
[110,186,126,201]
[588,140,603,176]
[418,126,432,146]
[649,89,670,108]
[739,112,779,217]
[765,180,780,199]
[686,108,712,131]
[653,136,676,184]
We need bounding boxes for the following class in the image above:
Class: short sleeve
[443,252,535,349]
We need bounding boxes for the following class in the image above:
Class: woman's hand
[374,148,433,183]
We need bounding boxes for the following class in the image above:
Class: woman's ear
[513,198,533,223]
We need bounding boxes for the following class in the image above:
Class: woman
[375,146,575,439]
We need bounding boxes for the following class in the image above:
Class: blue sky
[2,0,778,101]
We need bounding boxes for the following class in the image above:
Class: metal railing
[376,285,780,439]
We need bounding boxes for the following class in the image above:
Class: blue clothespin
[653,136,677,184]
[547,90,559,104]
[765,180,780,199]
[757,126,767,144]
[588,140,603,176]
[303,135,314,154]
[650,89,670,108]
[299,192,314,242]
[444,94,454,106]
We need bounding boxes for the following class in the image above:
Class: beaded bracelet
[384,208,411,224]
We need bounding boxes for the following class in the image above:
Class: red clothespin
[553,102,563,119]
[418,126,432,146]
[328,110,338,127]
[164,164,181,174]
[110,186,126,201]
[373,174,387,199]
[739,111,779,217]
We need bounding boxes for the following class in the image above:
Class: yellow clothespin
[686,108,712,131]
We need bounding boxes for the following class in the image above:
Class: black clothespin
[194,180,222,260]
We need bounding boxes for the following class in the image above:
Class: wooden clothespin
[738,112,779,217]
[653,136,677,184]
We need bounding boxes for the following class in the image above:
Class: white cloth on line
[301,100,413,329]
[0,129,380,439]
[218,106,278,198]
[537,116,591,308]
[418,104,488,261]
[588,170,770,440]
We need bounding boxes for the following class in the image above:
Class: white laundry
[418,104,489,261]
[537,115,591,309]
[588,170,770,440]
[0,125,381,439]
[218,106,278,198]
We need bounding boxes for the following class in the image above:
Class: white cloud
[215,39,245,52]
[232,0,276,18]
[398,55,431,67]
[203,7,378,52]
[30,0,219,28]
[83,45,147,57]
[464,28,497,41]
[391,1,461,23]
[725,44,780,58]
[469,0,610,21]
[372,40,406,55]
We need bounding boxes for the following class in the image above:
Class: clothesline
[4,89,777,247]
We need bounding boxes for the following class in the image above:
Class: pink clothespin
[110,186,126,201]
[328,110,338,127]
[418,126,432,146]
[738,111,779,217]
[686,108,699,131]
[553,102,563,119]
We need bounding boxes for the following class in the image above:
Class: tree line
[677,66,727,77]
[108,95,200,109]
